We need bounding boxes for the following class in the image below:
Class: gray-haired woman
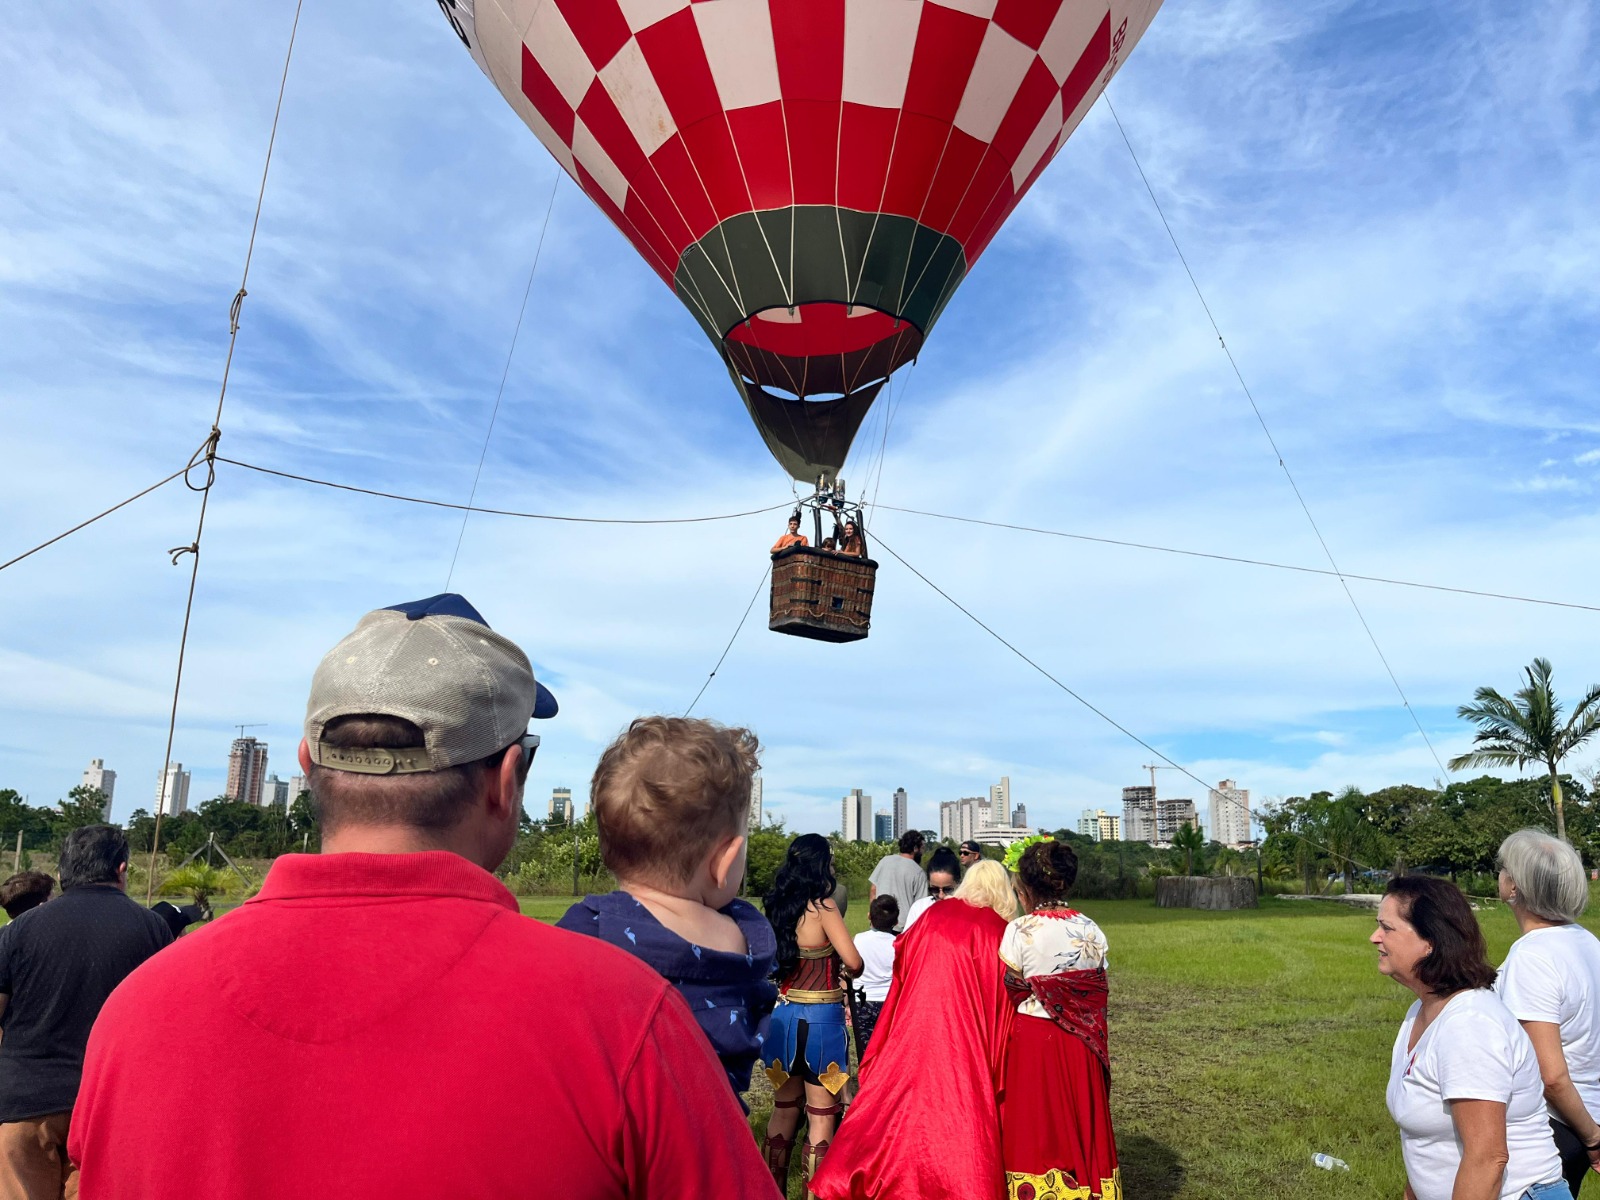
[1497,829,1600,1196]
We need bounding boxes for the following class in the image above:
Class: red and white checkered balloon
[438,0,1163,480]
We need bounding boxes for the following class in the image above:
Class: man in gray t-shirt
[868,832,928,931]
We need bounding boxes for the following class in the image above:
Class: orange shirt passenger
[772,517,808,554]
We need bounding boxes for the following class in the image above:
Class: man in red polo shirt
[70,594,777,1199]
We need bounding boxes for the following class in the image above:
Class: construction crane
[1141,763,1182,794]
[234,723,266,739]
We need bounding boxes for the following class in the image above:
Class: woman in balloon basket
[999,837,1121,1200]
[761,834,864,1191]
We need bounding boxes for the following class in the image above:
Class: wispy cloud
[3,0,1598,834]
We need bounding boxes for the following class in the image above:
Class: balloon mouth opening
[738,376,891,405]
[723,301,921,400]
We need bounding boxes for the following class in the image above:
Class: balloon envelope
[439,0,1163,480]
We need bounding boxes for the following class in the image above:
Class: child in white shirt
[852,896,899,1054]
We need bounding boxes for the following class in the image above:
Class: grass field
[523,894,1600,1200]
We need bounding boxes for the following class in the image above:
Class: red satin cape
[810,900,1014,1200]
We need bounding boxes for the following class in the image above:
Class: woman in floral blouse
[998,838,1119,1200]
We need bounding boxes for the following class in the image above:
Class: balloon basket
[769,547,877,643]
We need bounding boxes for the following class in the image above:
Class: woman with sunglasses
[901,845,961,930]
[761,834,863,1192]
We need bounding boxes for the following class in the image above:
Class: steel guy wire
[445,170,562,589]
[1105,95,1451,782]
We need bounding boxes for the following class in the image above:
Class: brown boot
[762,1098,801,1195]
[802,1102,842,1187]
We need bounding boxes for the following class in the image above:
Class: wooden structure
[1155,876,1258,911]
[770,547,877,642]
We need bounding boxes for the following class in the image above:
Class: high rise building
[1077,808,1100,840]
[1121,785,1156,842]
[874,811,893,842]
[258,775,290,808]
[155,763,191,817]
[1209,779,1253,846]
[549,787,573,824]
[749,773,764,831]
[989,777,1010,819]
[1011,803,1027,829]
[892,787,908,841]
[1155,797,1200,844]
[1097,811,1122,842]
[841,789,873,842]
[288,774,308,805]
[938,796,992,844]
[82,759,116,819]
[226,738,268,806]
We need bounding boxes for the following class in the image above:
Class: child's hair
[0,871,53,919]
[869,894,899,932]
[591,716,759,887]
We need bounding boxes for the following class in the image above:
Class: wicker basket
[769,547,877,643]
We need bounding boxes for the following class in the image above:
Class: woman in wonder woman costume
[761,833,863,1192]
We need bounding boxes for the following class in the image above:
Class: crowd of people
[0,591,1597,1200]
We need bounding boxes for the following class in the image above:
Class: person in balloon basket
[556,716,778,1106]
[837,519,867,558]
[772,513,808,553]
[68,594,777,1200]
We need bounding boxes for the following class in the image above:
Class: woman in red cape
[811,860,1018,1200]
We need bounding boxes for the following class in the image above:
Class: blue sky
[2,0,1597,838]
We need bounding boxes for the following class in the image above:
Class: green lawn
[526,893,1600,1200]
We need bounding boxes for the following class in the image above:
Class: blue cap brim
[533,681,559,720]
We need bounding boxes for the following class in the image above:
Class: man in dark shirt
[0,825,171,1198]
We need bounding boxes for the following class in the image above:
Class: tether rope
[875,505,1600,615]
[684,564,771,717]
[444,171,561,589]
[1105,96,1451,782]
[872,530,1380,875]
[0,466,189,575]
[146,0,305,899]
[216,457,791,524]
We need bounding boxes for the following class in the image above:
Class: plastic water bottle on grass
[1312,1153,1349,1171]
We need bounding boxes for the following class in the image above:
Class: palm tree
[158,862,234,916]
[1449,657,1600,841]
[1171,823,1205,877]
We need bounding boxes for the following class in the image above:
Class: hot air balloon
[436,0,1163,639]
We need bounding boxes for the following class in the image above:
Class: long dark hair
[1385,875,1496,994]
[764,833,837,977]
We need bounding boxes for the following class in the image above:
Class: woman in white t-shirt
[1375,874,1564,1200]
[1495,829,1600,1196]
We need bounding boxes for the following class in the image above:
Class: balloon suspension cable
[445,169,562,590]
[1104,94,1450,783]
[147,0,306,900]
[872,530,1380,875]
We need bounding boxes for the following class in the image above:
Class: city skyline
[5,4,1590,842]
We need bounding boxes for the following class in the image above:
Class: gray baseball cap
[304,594,557,775]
